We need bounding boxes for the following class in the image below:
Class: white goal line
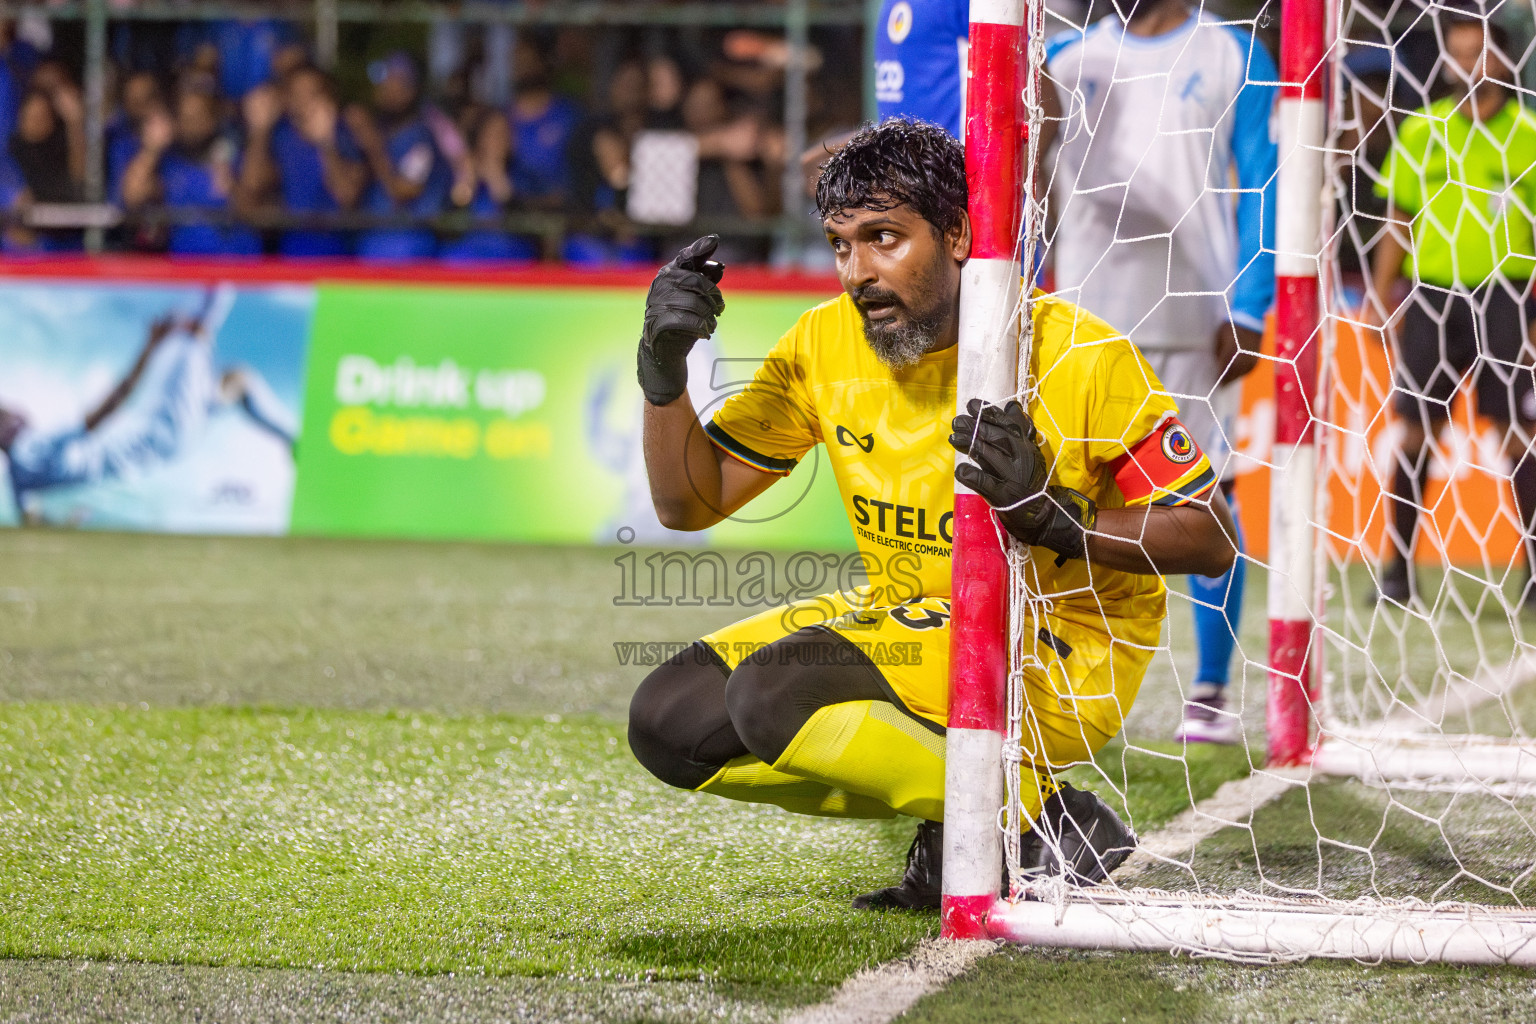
[779,939,996,1024]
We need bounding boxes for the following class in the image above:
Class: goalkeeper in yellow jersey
[628,118,1238,909]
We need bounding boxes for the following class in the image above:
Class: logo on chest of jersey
[887,1,913,44]
[852,493,953,544]
[835,425,876,452]
[1179,71,1207,106]
[1161,425,1198,464]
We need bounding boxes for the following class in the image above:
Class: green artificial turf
[0,530,740,718]
[0,704,1241,984]
[0,701,929,983]
[0,958,797,1024]
[901,947,1536,1024]
[1323,563,1536,738]
[3,530,1534,1024]
[1132,774,1536,906]
[1063,740,1259,834]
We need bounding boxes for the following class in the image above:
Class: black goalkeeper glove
[949,398,1097,563]
[638,234,726,406]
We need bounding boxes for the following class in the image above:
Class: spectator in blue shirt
[0,25,25,163]
[106,70,164,202]
[0,139,31,252]
[509,37,581,210]
[441,106,536,263]
[240,65,366,257]
[347,52,449,261]
[120,87,261,257]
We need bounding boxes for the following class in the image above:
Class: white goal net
[977,0,1536,964]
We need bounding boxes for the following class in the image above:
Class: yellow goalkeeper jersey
[704,290,1214,627]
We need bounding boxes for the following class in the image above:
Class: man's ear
[948,210,972,262]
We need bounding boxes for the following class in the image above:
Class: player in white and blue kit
[872,0,1272,743]
[874,0,968,138]
[1044,0,1277,743]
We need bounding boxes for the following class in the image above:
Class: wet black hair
[814,117,966,236]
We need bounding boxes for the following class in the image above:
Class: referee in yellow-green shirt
[1365,13,1536,608]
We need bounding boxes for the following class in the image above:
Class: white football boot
[1173,683,1242,745]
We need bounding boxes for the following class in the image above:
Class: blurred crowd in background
[0,6,866,265]
[0,1,1531,267]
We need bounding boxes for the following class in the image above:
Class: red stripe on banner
[1278,0,1325,101]
[965,21,1025,260]
[1274,275,1318,446]
[0,256,843,294]
[947,492,1008,734]
[1266,618,1315,766]
[942,893,997,940]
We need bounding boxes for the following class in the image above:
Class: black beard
[852,284,948,370]
[858,307,943,370]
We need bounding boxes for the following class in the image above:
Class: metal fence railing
[0,0,877,259]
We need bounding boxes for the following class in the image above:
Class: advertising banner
[0,262,1520,570]
[288,284,853,550]
[0,281,312,533]
[1228,319,1524,570]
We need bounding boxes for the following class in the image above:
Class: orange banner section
[1231,319,1525,567]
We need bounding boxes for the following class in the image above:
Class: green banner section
[291,284,855,550]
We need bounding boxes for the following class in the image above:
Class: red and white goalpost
[943,0,1536,963]
[1264,0,1326,770]
[941,0,1026,942]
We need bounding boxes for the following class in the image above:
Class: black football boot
[852,819,943,910]
[1015,782,1137,886]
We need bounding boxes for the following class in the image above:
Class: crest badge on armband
[1161,425,1198,465]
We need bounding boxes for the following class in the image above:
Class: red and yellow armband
[1110,417,1217,507]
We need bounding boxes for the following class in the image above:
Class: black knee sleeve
[723,627,890,764]
[627,642,747,790]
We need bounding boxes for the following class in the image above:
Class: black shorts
[1394,284,1536,425]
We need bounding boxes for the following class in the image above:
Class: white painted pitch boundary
[783,765,1305,1024]
[779,939,995,1024]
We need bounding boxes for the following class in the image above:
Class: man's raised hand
[949,398,1097,562]
[638,235,726,406]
